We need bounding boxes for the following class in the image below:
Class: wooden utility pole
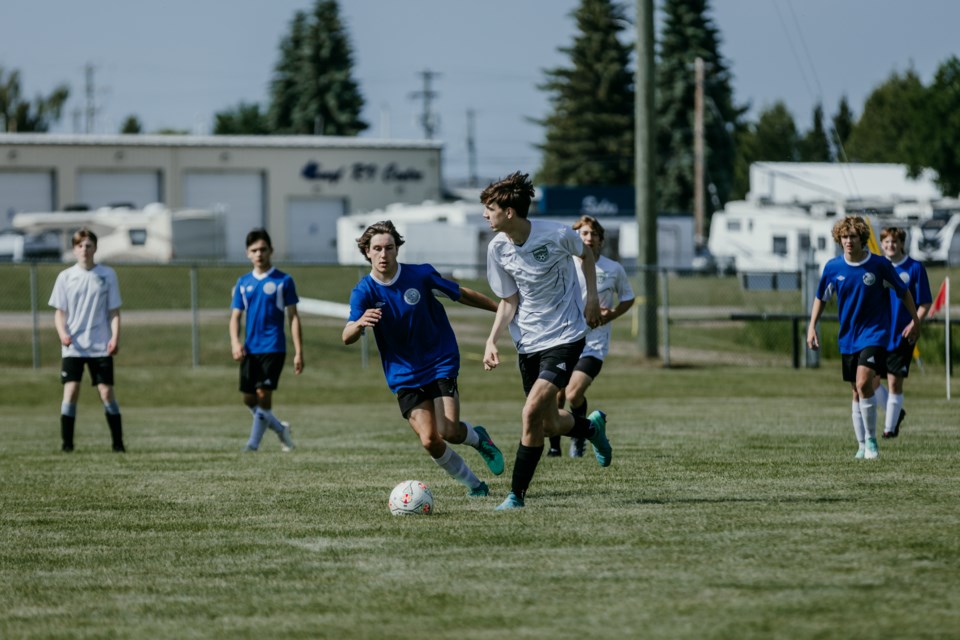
[636,0,658,358]
[693,57,705,249]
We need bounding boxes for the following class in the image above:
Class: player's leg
[434,381,505,476]
[885,373,906,437]
[565,365,597,458]
[254,354,294,451]
[91,357,124,452]
[60,360,81,452]
[547,390,564,457]
[855,356,880,459]
[842,354,866,458]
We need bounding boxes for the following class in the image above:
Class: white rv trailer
[11,203,226,262]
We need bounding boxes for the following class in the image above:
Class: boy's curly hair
[831,216,871,245]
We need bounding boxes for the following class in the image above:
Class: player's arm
[806,297,825,350]
[600,298,635,326]
[458,285,498,313]
[107,308,121,355]
[287,305,303,374]
[229,308,245,361]
[483,292,518,371]
[342,308,382,345]
[54,308,71,346]
[898,290,921,343]
[579,248,601,328]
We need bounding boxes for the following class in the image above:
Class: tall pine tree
[535,0,634,185]
[798,103,831,162]
[268,10,309,133]
[830,96,855,162]
[656,0,743,215]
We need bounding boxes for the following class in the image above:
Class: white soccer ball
[388,480,434,516]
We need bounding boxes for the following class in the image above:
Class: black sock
[511,444,544,501]
[106,413,124,450]
[548,436,561,450]
[60,414,75,450]
[571,398,588,419]
[565,414,594,439]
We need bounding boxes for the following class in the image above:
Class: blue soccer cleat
[468,481,490,497]
[474,426,505,475]
[495,492,525,510]
[587,410,612,467]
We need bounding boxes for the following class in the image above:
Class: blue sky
[2,0,957,182]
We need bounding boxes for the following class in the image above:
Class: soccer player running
[342,220,505,497]
[806,216,920,460]
[548,215,635,458]
[49,228,126,452]
[871,226,932,438]
[230,229,301,452]
[481,172,611,511]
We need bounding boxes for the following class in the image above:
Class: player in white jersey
[49,229,125,452]
[548,215,635,458]
[481,171,611,510]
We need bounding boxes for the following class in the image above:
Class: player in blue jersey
[806,216,920,460]
[481,172,609,511]
[871,226,932,438]
[342,220,505,498]
[230,229,301,452]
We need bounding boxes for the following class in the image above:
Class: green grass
[2,346,960,638]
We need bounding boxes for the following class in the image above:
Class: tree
[214,102,270,135]
[844,68,926,164]
[287,0,367,135]
[0,66,69,132]
[798,103,831,162]
[920,56,960,195]
[268,10,308,132]
[752,102,799,162]
[535,0,634,185]
[656,0,744,215]
[120,115,142,134]
[830,96,855,161]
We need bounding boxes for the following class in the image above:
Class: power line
[409,69,441,140]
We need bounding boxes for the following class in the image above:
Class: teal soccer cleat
[587,410,612,467]
[474,426,505,475]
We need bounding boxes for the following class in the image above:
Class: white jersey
[576,254,634,360]
[486,219,586,354]
[49,263,122,357]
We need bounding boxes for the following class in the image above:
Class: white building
[0,133,442,262]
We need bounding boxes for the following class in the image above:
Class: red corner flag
[929,279,948,318]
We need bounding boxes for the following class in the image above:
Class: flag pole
[947,277,952,400]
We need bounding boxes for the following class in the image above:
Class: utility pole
[636,0,658,359]
[466,109,478,187]
[410,69,440,140]
[693,56,705,249]
[84,63,98,134]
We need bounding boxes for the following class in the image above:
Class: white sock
[433,445,481,489]
[873,383,889,411]
[259,408,284,433]
[461,421,480,448]
[851,401,865,445]
[247,410,268,449]
[859,396,878,440]
[886,393,905,432]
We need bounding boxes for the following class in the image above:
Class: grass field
[2,303,959,639]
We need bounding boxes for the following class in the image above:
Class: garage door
[286,198,346,263]
[0,170,54,225]
[183,171,264,261]
[77,170,161,209]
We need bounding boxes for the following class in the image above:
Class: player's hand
[902,320,919,343]
[806,328,819,351]
[293,353,304,375]
[584,300,601,329]
[358,308,382,327]
[231,343,245,361]
[483,342,499,371]
[598,307,614,326]
[60,334,72,347]
[108,339,119,356]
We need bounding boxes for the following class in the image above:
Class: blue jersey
[231,268,299,354]
[816,252,908,354]
[887,256,932,351]
[348,263,462,393]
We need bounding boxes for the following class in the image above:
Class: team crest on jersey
[532,245,549,262]
[900,272,910,284]
[263,281,277,295]
[403,288,421,305]
[862,273,876,286]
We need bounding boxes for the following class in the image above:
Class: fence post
[802,256,819,368]
[30,263,41,369]
[660,268,670,368]
[190,266,200,368]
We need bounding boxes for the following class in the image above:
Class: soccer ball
[388,480,434,516]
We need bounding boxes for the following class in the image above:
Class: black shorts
[517,338,585,396]
[397,378,458,419]
[573,355,604,379]
[60,356,115,386]
[239,352,285,394]
[886,341,914,379]
[841,346,887,383]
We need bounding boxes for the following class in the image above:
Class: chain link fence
[1,261,955,370]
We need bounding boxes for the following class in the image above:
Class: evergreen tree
[120,115,142,134]
[289,0,367,135]
[656,0,744,214]
[729,121,756,201]
[830,96,855,161]
[798,103,831,162]
[0,66,69,132]
[844,68,925,163]
[214,102,270,135]
[535,0,634,185]
[268,10,308,133]
[753,101,799,161]
[920,56,960,195]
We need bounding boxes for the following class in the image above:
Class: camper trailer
[11,203,226,263]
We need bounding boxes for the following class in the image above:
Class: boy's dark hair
[479,171,536,218]
[72,228,98,247]
[356,220,405,262]
[245,228,272,249]
[573,215,605,243]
